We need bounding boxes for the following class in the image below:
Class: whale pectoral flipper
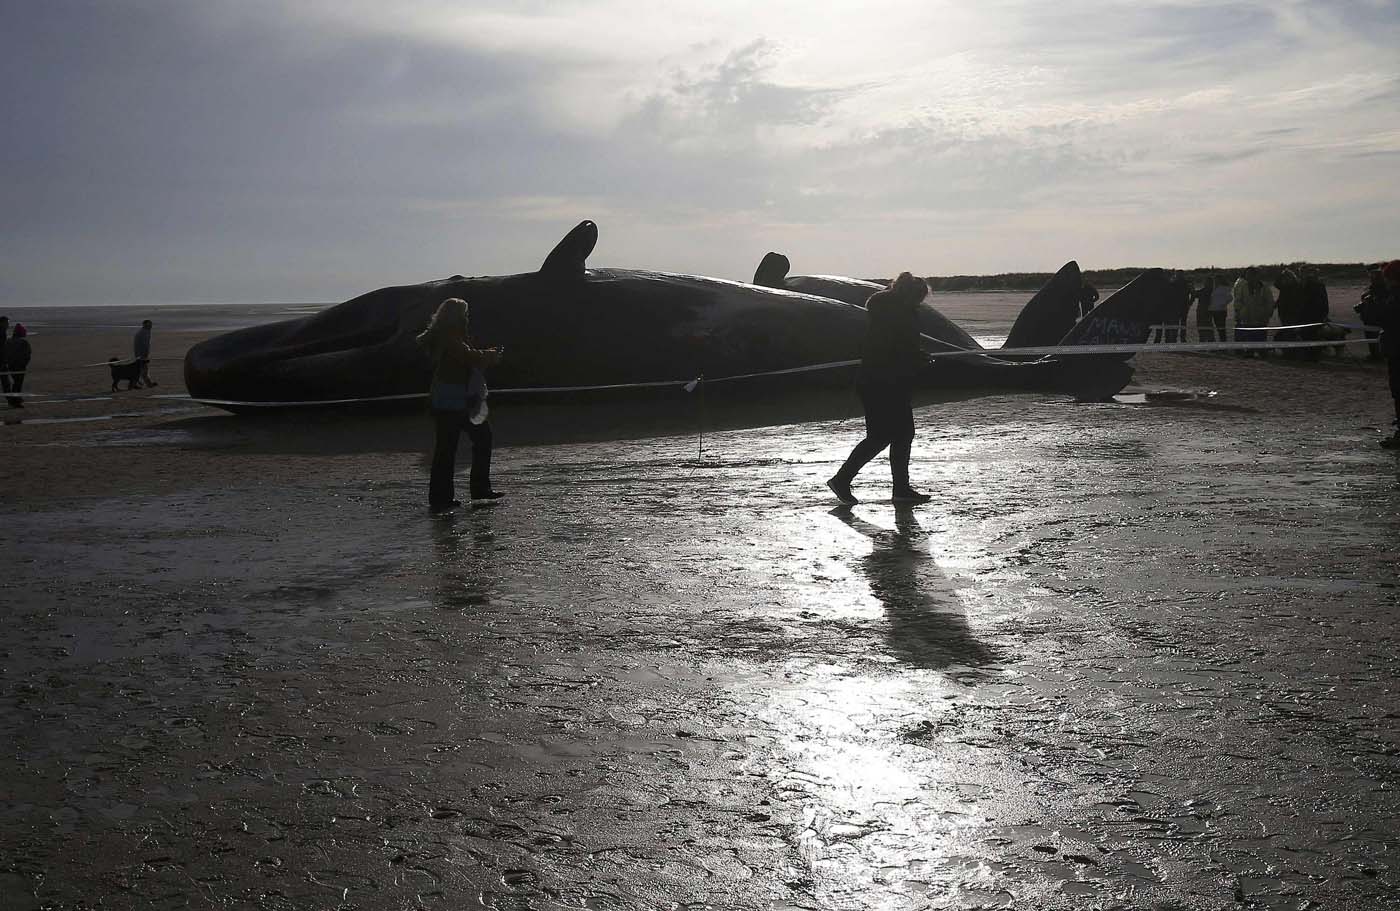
[753,252,791,288]
[540,220,599,277]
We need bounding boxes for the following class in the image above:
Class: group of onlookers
[0,316,32,408]
[1123,261,1400,448]
[1151,265,1334,352]
[0,318,157,410]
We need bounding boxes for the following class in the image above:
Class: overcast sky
[3,0,1398,304]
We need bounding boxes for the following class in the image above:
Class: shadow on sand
[833,505,998,673]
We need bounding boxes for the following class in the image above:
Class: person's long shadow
[834,506,998,673]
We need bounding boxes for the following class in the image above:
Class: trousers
[429,411,492,505]
[835,380,916,488]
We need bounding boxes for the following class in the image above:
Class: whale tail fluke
[540,220,598,277]
[1056,268,1169,351]
[1002,261,1083,349]
[753,252,791,288]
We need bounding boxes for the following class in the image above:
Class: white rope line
[940,337,1377,359]
[2,334,1388,410]
[1150,320,1369,332]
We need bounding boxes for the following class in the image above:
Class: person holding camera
[417,297,504,510]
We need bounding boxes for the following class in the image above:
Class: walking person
[418,298,504,510]
[1232,267,1274,355]
[133,319,157,387]
[5,324,31,408]
[827,272,932,506]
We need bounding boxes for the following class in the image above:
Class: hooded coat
[1232,277,1275,327]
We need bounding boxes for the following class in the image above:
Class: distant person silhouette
[1299,266,1329,359]
[133,319,156,387]
[1232,267,1274,355]
[1273,267,1303,353]
[1193,276,1215,342]
[5,324,31,408]
[1207,274,1231,343]
[1357,266,1387,360]
[0,316,9,402]
[1155,272,1190,343]
[1380,261,1400,450]
[828,272,931,505]
[1079,279,1100,318]
[417,297,503,510]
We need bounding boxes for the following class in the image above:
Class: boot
[891,486,932,504]
[826,475,858,506]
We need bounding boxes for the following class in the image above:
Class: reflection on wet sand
[431,508,501,611]
[833,506,997,672]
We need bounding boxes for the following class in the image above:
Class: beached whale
[752,252,984,352]
[752,252,1088,353]
[184,221,1162,410]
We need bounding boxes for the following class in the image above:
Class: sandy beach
[2,299,1398,909]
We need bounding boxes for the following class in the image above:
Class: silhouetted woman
[418,298,503,510]
[827,272,931,505]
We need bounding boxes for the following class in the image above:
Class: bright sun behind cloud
[2,0,1397,303]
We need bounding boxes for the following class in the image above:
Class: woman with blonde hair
[418,297,503,509]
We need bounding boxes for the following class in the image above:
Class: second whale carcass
[752,250,1171,394]
[184,221,1156,411]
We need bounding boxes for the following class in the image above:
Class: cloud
[1,0,1398,302]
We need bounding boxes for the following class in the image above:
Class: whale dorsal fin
[753,252,791,288]
[540,220,598,277]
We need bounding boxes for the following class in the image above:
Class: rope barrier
[1,333,1388,412]
[930,337,1377,359]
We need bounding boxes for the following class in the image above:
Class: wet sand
[2,301,1398,909]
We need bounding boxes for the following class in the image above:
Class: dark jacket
[1275,272,1304,324]
[5,337,31,371]
[1301,276,1329,324]
[426,339,498,386]
[861,288,923,386]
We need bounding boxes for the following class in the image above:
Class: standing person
[1079,278,1100,318]
[0,316,9,401]
[417,298,503,510]
[1193,276,1215,342]
[1299,266,1329,359]
[1273,267,1303,354]
[1232,267,1275,355]
[133,319,156,387]
[1208,274,1231,343]
[1173,273,1194,342]
[827,272,931,506]
[5,324,31,408]
[1154,272,1189,342]
[1357,266,1387,360]
[1380,261,1400,450]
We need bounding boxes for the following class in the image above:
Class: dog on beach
[109,358,143,391]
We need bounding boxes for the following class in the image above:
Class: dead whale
[753,252,1086,352]
[184,222,1163,411]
